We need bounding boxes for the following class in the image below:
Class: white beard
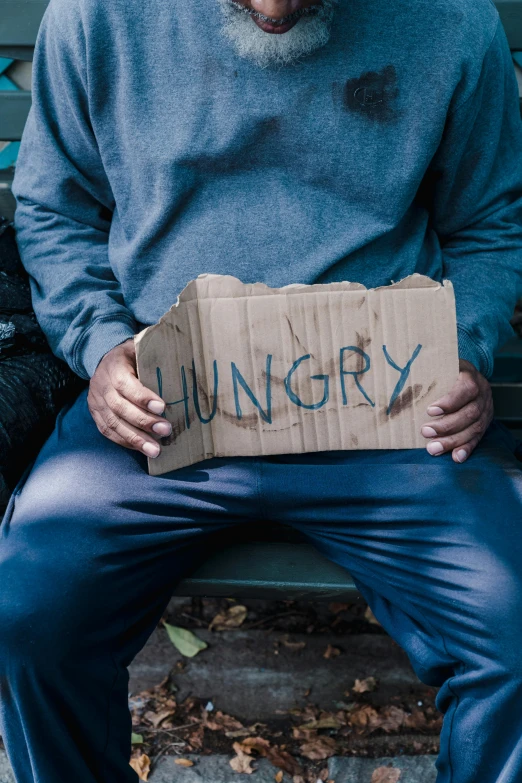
[217,0,338,68]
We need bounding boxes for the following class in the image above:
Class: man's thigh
[0,388,262,644]
[259,421,522,674]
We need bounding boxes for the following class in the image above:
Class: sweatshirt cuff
[457,326,492,378]
[73,316,138,379]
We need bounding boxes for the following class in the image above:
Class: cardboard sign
[135,274,459,475]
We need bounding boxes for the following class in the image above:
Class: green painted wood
[491,335,522,383]
[0,1,48,47]
[0,90,31,140]
[0,46,34,61]
[492,384,522,422]
[496,0,522,49]
[173,542,360,600]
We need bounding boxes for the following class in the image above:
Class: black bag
[0,217,86,513]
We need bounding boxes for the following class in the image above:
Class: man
[2,0,522,780]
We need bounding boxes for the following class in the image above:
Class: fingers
[421,399,483,439]
[88,339,171,457]
[111,366,166,415]
[422,389,493,464]
[427,373,480,416]
[89,387,172,457]
[105,391,172,437]
[421,360,493,463]
[90,405,164,458]
[422,420,487,459]
[450,435,483,464]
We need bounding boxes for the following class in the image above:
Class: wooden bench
[1,0,522,600]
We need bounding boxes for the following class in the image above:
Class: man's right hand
[87,339,172,458]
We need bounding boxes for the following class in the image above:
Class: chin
[218,0,338,68]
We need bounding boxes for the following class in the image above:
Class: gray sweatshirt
[12,0,522,380]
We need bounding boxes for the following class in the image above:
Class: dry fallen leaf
[188,724,204,750]
[129,753,151,781]
[235,735,302,777]
[348,704,380,732]
[210,605,248,631]
[377,706,408,733]
[238,736,271,755]
[275,772,284,783]
[143,707,176,728]
[298,716,342,731]
[281,638,307,651]
[292,727,317,742]
[371,766,402,783]
[204,710,245,732]
[230,742,256,774]
[175,758,194,767]
[323,644,341,660]
[352,676,378,694]
[226,721,267,739]
[267,746,302,777]
[299,736,337,761]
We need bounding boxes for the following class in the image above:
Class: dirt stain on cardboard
[285,315,310,356]
[386,383,424,420]
[355,330,372,353]
[222,410,259,430]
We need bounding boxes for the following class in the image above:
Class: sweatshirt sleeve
[11,0,137,380]
[430,18,522,378]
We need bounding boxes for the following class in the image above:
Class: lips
[253,17,300,34]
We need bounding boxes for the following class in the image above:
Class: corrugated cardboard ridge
[135,274,445,356]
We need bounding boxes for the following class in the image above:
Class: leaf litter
[123,598,441,779]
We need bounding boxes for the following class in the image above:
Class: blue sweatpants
[1,387,522,783]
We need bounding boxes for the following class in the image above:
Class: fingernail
[148,400,165,414]
[421,426,438,438]
[143,442,160,458]
[427,406,444,416]
[152,421,172,436]
[427,441,444,456]
[455,449,468,463]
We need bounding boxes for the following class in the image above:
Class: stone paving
[0,751,438,782]
[128,629,424,719]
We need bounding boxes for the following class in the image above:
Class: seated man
[3,0,522,780]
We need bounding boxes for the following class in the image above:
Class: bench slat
[173,542,360,600]
[496,0,522,48]
[0,1,49,47]
[0,89,31,140]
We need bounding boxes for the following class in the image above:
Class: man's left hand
[421,359,493,463]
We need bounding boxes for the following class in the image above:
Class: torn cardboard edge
[136,273,459,475]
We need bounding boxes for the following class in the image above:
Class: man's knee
[460,556,522,679]
[0,529,100,670]
[0,566,68,664]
